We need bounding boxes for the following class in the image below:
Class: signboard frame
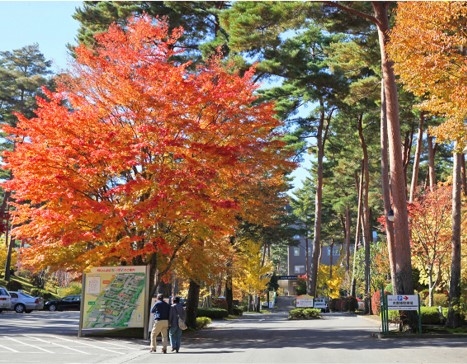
[79,265,150,338]
[386,294,419,311]
[295,295,314,308]
[380,290,422,334]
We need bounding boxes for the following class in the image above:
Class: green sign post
[380,288,422,334]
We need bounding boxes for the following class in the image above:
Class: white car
[8,291,44,313]
[0,286,11,313]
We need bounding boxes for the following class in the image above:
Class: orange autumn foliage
[388,2,467,145]
[408,186,452,301]
[2,16,294,273]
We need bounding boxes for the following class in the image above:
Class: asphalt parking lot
[1,310,467,364]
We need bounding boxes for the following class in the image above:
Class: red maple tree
[2,16,293,280]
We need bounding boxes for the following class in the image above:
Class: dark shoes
[162,348,167,354]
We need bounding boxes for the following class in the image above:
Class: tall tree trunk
[402,126,414,190]
[1,191,11,281]
[305,228,310,292]
[447,151,462,328]
[4,223,13,282]
[380,80,397,296]
[461,154,467,197]
[409,113,425,202]
[225,274,233,315]
[308,105,332,297]
[374,2,413,294]
[427,135,436,191]
[344,206,351,273]
[350,167,363,297]
[357,113,371,304]
[186,279,200,329]
[328,0,414,326]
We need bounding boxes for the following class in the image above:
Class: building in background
[279,234,343,295]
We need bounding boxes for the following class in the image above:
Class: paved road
[1,310,466,363]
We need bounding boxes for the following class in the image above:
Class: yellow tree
[388,1,467,327]
[233,238,273,311]
[316,264,344,299]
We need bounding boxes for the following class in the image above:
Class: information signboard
[81,266,149,331]
[387,295,419,311]
[296,295,313,308]
[277,275,298,281]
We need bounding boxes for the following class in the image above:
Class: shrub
[329,297,357,312]
[6,280,23,291]
[57,283,82,297]
[30,288,52,298]
[329,298,344,312]
[196,307,228,319]
[386,306,447,325]
[344,296,358,312]
[237,304,247,313]
[424,293,449,307]
[288,307,321,320]
[419,306,443,325]
[30,273,46,289]
[419,289,429,302]
[232,305,243,316]
[195,316,212,329]
[372,290,391,315]
[212,297,228,310]
[387,310,400,322]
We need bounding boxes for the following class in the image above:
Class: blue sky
[0,1,81,72]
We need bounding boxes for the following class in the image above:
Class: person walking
[149,293,170,353]
[169,296,186,353]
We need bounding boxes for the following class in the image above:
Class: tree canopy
[2,16,293,275]
[388,1,467,145]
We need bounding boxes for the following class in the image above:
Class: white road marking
[3,336,54,353]
[26,335,89,354]
[0,342,19,352]
[48,335,126,354]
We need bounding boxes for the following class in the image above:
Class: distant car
[0,286,11,313]
[9,291,44,313]
[44,295,81,311]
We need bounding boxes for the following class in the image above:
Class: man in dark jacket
[149,293,170,353]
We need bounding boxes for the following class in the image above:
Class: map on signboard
[82,266,147,329]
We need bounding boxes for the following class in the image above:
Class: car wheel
[48,304,57,311]
[14,304,26,313]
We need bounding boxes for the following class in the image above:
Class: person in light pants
[150,293,170,353]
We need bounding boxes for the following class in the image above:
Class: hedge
[196,307,229,319]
